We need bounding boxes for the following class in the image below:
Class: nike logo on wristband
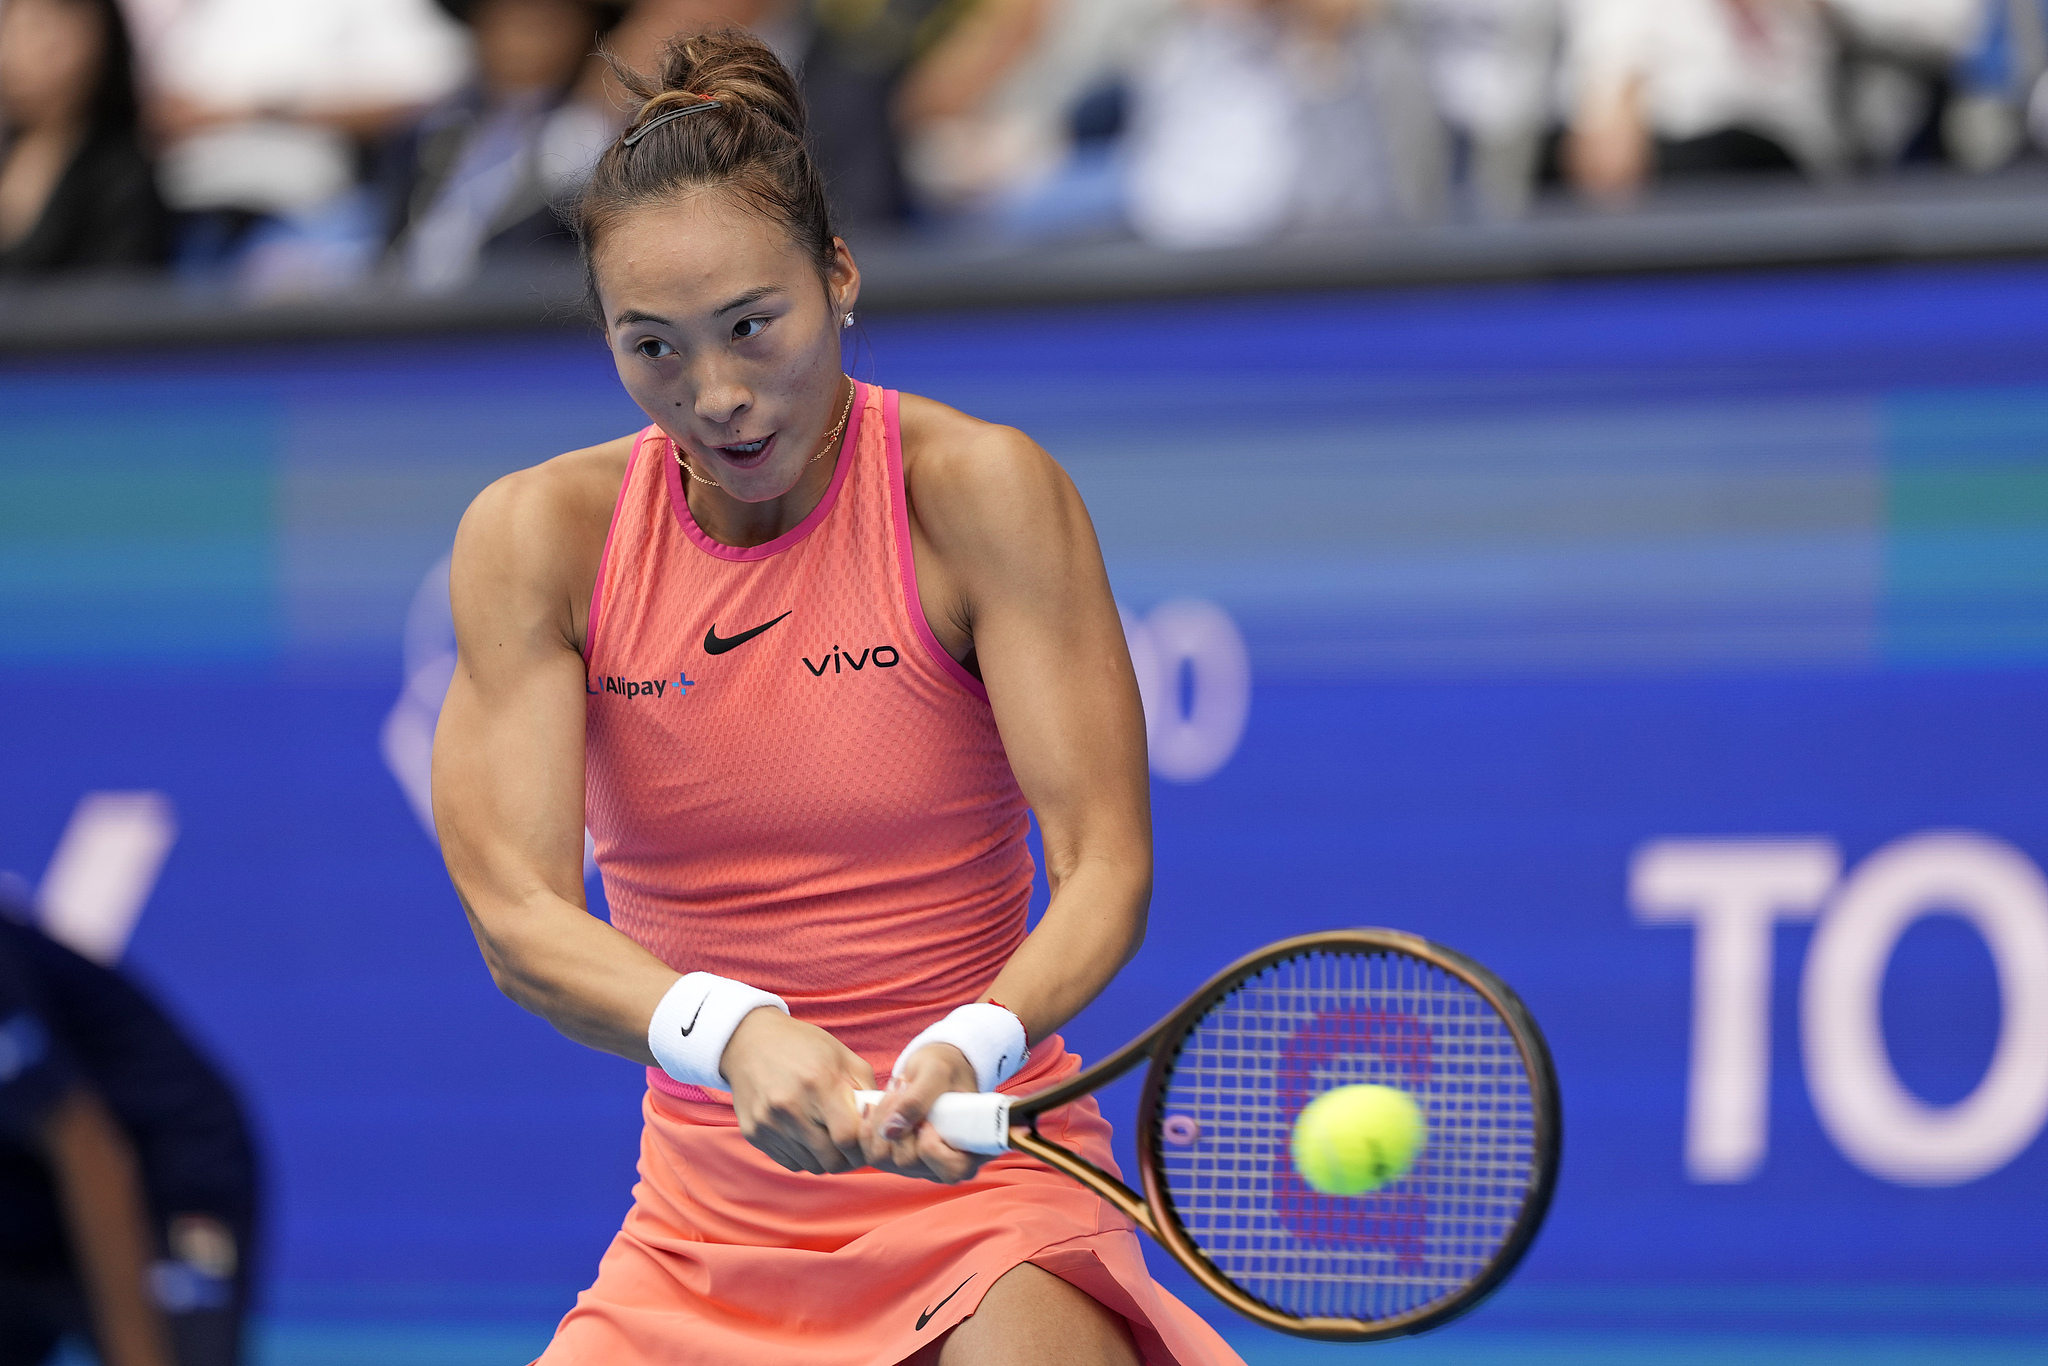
[677,997,708,1036]
[916,1274,975,1330]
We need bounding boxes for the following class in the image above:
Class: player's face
[594,190,858,506]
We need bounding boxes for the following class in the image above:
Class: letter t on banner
[1631,840,1841,1182]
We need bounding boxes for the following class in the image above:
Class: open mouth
[712,433,776,468]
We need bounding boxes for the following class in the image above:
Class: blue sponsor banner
[2,262,2046,1329]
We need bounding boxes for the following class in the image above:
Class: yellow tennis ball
[1291,1084,1425,1195]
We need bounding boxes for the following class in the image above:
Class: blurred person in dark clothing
[0,0,168,275]
[384,0,626,293]
[796,0,959,230]
[1826,0,1977,171]
[594,1,958,231]
[0,898,258,1366]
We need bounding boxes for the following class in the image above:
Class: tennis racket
[856,928,1560,1341]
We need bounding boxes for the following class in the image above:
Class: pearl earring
[842,312,854,329]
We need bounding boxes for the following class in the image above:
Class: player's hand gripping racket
[856,929,1561,1341]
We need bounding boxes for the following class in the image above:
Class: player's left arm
[865,414,1151,1178]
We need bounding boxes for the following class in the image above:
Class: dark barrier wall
[2,262,2046,1320]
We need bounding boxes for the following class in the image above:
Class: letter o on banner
[1119,600,1252,784]
[1801,831,2048,1186]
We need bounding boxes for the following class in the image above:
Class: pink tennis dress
[547,383,1243,1366]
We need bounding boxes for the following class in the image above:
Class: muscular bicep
[432,477,594,942]
[428,451,685,1060]
[930,435,1150,882]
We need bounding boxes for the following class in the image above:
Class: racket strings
[1153,949,1539,1324]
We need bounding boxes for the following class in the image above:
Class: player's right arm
[433,448,877,1172]
[433,447,680,1064]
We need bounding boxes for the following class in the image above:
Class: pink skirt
[537,1040,1245,1366]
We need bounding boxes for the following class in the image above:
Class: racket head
[1133,929,1561,1341]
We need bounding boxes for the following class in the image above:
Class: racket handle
[852,1089,1014,1156]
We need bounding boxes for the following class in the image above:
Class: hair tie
[623,99,722,148]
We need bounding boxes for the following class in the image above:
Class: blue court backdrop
[4,260,2048,1357]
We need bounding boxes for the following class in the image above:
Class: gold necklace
[675,376,855,491]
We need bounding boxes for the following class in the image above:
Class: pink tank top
[583,383,1034,1094]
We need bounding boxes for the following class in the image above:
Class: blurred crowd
[4,0,2048,291]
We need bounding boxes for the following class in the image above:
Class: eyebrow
[610,286,781,331]
[713,285,780,316]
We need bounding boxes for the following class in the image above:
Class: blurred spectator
[1561,0,1847,203]
[382,0,623,294]
[1408,0,1559,217]
[592,1,938,231]
[597,0,805,82]
[1827,0,1979,170]
[1828,0,1982,54]
[1125,0,1447,249]
[0,0,169,276]
[796,0,961,231]
[1942,0,2048,170]
[147,0,470,290]
[895,0,1175,238]
[0,898,259,1366]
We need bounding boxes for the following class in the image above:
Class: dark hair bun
[623,27,807,145]
[578,28,834,273]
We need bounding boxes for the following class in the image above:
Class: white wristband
[647,972,789,1090]
[896,1002,1028,1093]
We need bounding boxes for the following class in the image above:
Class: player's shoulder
[896,391,1070,530]
[456,432,637,567]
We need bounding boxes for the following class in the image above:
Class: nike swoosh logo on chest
[703,611,792,655]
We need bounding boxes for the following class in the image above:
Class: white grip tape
[853,1089,1015,1156]
[647,972,789,1090]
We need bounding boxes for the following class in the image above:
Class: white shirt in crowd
[1126,6,1444,249]
[1410,0,1559,143]
[139,0,471,214]
[1561,0,1844,172]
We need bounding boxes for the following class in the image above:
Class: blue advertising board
[3,262,2046,1354]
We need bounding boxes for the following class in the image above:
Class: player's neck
[684,452,838,549]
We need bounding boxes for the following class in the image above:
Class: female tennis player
[431,27,1242,1366]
